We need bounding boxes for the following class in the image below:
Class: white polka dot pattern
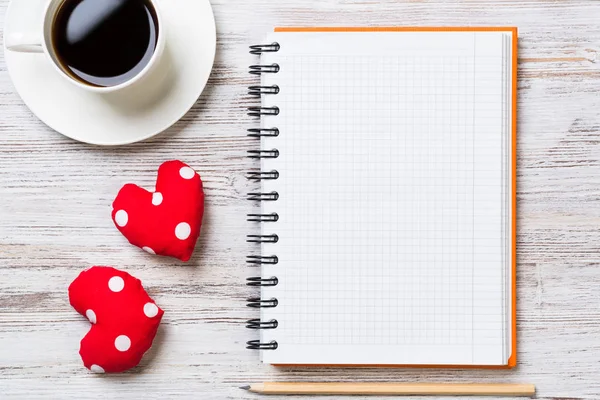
[175,222,191,240]
[70,266,163,374]
[152,192,163,206]
[110,160,204,261]
[90,364,105,373]
[115,210,128,227]
[85,309,97,324]
[142,246,155,255]
[143,303,159,318]
[179,167,195,180]
[108,276,125,292]
[114,335,131,352]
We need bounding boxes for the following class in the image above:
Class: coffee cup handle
[6,32,44,53]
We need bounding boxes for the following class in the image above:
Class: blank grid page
[259,31,513,365]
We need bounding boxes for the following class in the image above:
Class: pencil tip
[239,385,251,390]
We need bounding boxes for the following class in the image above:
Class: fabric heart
[112,160,205,261]
[69,266,164,373]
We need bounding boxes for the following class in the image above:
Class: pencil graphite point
[239,385,251,390]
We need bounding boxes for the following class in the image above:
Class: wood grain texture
[1,0,599,399]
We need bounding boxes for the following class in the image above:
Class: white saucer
[3,0,216,145]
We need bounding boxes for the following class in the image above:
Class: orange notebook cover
[251,27,517,368]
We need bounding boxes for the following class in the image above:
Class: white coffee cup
[5,0,166,94]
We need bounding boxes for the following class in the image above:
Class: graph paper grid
[257,31,513,365]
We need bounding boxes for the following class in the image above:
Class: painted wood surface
[1,0,599,399]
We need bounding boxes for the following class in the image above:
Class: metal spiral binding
[246,276,279,287]
[247,128,279,138]
[247,192,279,201]
[249,85,280,96]
[246,171,279,181]
[248,106,279,117]
[246,297,278,308]
[249,42,280,55]
[247,213,279,222]
[246,319,278,329]
[247,149,279,159]
[246,340,278,350]
[247,255,279,265]
[249,64,280,75]
[247,234,279,243]
[246,43,281,352]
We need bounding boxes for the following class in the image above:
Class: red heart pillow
[69,266,163,373]
[112,160,204,261]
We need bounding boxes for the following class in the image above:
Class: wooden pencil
[240,382,536,396]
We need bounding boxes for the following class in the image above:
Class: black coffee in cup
[52,0,159,87]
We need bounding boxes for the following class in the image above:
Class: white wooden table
[1,0,600,399]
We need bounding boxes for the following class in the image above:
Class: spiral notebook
[247,27,517,367]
